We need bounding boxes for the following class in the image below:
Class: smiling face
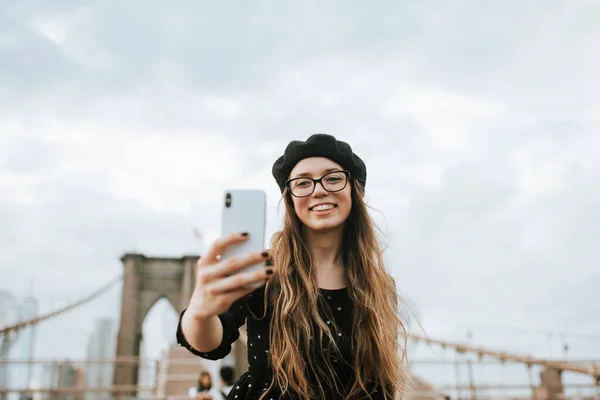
[287,157,353,232]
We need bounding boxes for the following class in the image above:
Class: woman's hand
[186,232,273,319]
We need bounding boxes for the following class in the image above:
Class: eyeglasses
[285,170,351,198]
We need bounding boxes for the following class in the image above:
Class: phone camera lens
[225,193,232,208]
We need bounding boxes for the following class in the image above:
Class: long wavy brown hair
[260,179,410,399]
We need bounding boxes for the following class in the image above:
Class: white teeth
[312,204,335,211]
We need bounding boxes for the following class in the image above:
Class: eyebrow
[292,168,340,179]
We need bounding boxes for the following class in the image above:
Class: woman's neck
[303,227,346,289]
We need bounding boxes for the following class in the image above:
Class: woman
[177,134,409,399]
[190,371,218,400]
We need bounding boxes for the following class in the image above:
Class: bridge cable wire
[0,275,123,335]
[409,333,600,379]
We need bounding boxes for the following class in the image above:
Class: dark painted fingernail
[265,258,273,267]
[261,251,269,258]
[266,268,273,275]
[241,232,248,236]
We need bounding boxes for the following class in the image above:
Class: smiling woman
[176,133,409,400]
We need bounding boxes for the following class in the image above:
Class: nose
[312,180,328,196]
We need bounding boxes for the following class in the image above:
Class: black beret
[272,133,367,193]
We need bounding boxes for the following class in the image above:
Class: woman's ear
[352,181,365,200]
[355,189,364,200]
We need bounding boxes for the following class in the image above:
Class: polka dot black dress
[176,286,387,399]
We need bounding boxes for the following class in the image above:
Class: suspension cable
[409,333,600,379]
[0,275,122,335]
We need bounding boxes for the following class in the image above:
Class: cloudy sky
[1,0,599,395]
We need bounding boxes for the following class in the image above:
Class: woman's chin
[306,219,344,233]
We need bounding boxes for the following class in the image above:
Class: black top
[176,286,386,399]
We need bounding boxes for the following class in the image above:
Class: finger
[200,232,249,264]
[201,249,270,283]
[206,266,273,295]
[221,280,268,303]
[219,250,271,277]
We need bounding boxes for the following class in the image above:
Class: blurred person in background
[189,370,219,400]
[218,366,235,399]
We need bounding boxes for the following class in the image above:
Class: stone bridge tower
[112,253,199,394]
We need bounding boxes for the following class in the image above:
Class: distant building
[0,336,12,400]
[13,297,38,398]
[85,319,116,400]
[137,337,155,398]
[0,291,27,400]
[49,361,84,400]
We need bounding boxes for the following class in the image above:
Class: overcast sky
[1,0,599,396]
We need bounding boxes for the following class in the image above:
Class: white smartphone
[220,189,267,284]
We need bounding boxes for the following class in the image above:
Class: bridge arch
[140,292,179,325]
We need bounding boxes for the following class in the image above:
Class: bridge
[1,253,599,400]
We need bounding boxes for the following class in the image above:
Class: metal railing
[2,357,600,400]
